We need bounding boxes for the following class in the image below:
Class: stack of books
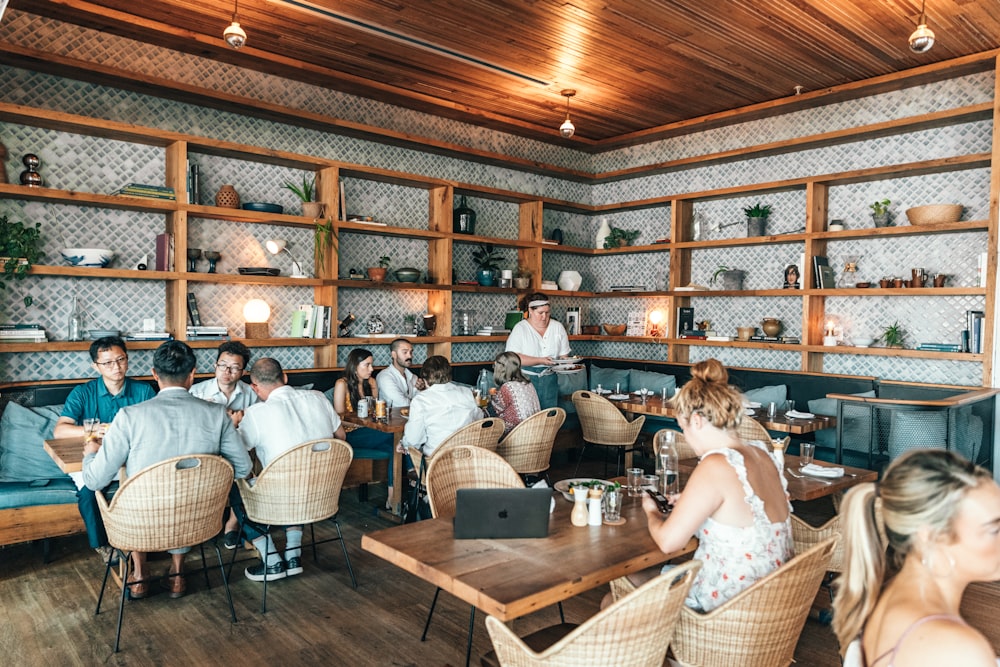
[678,329,707,339]
[187,325,229,341]
[610,285,647,292]
[917,342,962,352]
[291,304,331,338]
[0,323,47,343]
[125,331,172,341]
[475,326,510,336]
[966,310,985,353]
[110,183,176,200]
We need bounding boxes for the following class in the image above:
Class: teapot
[760,318,782,337]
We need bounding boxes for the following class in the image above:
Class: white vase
[558,270,582,291]
[595,218,611,249]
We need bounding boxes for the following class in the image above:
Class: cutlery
[786,468,832,485]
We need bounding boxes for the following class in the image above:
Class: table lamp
[265,238,307,278]
[648,309,664,337]
[243,298,271,338]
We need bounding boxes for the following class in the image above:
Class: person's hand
[82,437,101,456]
[415,378,426,391]
[641,492,658,514]
[667,492,681,506]
[542,356,555,366]
[227,408,244,428]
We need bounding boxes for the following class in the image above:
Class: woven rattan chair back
[97,454,234,554]
[790,514,844,573]
[495,407,566,474]
[654,428,697,460]
[670,536,837,667]
[485,559,702,667]
[572,390,645,447]
[425,444,524,519]
[408,416,505,474]
[737,416,772,444]
[236,438,353,526]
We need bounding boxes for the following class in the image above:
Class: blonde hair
[670,358,743,431]
[832,449,991,653]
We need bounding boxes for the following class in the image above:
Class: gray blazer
[83,386,252,490]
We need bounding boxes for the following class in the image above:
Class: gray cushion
[743,384,787,407]
[0,403,70,482]
[0,479,79,509]
[590,365,629,393]
[556,368,588,398]
[628,369,676,395]
[808,390,876,417]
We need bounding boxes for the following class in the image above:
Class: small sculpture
[367,314,385,334]
[338,313,356,337]
[20,153,42,187]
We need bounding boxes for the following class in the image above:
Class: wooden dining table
[342,407,408,519]
[43,436,87,473]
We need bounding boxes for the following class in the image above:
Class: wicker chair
[495,407,566,483]
[571,390,645,477]
[669,537,838,667]
[234,438,356,613]
[95,454,235,653]
[482,560,702,667]
[737,416,772,444]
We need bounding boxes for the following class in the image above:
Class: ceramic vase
[215,184,240,208]
[477,268,497,286]
[557,270,582,291]
[595,218,611,249]
[453,195,476,234]
[760,318,782,337]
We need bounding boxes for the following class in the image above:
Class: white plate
[591,388,611,394]
[632,389,654,396]
[608,393,629,400]
[554,356,583,364]
[553,478,614,502]
[552,364,584,374]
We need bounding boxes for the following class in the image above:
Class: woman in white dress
[833,449,1000,667]
[504,292,569,409]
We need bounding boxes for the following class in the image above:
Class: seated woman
[623,358,793,612]
[833,449,1000,667]
[401,355,482,460]
[487,351,540,437]
[332,348,395,489]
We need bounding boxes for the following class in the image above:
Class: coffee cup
[933,274,946,287]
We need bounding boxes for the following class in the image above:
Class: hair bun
[690,358,728,385]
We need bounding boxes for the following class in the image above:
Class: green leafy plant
[743,203,772,218]
[603,227,640,249]
[284,175,315,203]
[472,243,502,271]
[880,321,905,348]
[710,265,735,285]
[516,263,533,279]
[870,199,891,216]
[313,217,339,271]
[377,255,391,269]
[0,214,42,307]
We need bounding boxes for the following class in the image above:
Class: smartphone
[645,488,671,513]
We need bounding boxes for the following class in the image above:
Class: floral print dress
[489,380,541,435]
[683,441,794,611]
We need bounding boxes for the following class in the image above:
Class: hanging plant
[0,214,43,307]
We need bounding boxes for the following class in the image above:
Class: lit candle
[825,320,835,337]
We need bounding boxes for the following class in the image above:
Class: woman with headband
[504,292,570,409]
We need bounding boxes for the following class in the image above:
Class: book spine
[155,233,172,271]
[187,292,202,327]
[289,310,306,338]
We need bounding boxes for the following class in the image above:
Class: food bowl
[581,325,601,335]
[852,337,875,348]
[602,323,626,336]
[60,248,115,268]
[855,282,871,288]
[905,204,962,226]
[394,267,422,283]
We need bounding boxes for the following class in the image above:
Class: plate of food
[552,364,584,374]
[554,356,583,364]
[554,478,615,502]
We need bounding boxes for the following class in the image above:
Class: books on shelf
[705,335,735,341]
[678,329,707,338]
[812,255,829,288]
[187,325,229,340]
[676,307,694,336]
[750,335,782,342]
[476,327,510,336]
[610,285,647,292]
[156,233,173,272]
[0,323,47,343]
[292,304,331,338]
[110,183,176,200]
[0,323,42,330]
[917,343,962,352]
[675,284,709,291]
[125,331,172,341]
[966,310,985,353]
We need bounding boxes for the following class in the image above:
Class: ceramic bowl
[60,248,115,268]
[603,323,626,336]
[581,325,601,335]
[852,337,875,348]
[394,267,421,282]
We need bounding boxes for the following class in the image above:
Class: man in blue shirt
[53,336,155,563]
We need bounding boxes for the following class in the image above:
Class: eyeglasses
[95,356,128,368]
[215,363,244,374]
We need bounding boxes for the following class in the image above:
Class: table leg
[389,433,403,515]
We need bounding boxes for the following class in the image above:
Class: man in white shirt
[189,341,258,427]
[376,338,425,407]
[235,357,347,582]
[401,356,482,459]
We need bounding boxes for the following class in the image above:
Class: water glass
[641,474,659,491]
[83,418,99,437]
[626,467,644,497]
[800,442,815,466]
[784,399,796,414]
[603,487,621,522]
[767,401,777,419]
[660,468,679,496]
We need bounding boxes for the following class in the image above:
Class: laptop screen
[453,487,552,539]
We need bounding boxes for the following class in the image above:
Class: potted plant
[744,203,771,236]
[603,227,640,249]
[0,214,42,306]
[284,175,324,218]
[710,265,745,291]
[514,263,532,289]
[879,321,905,348]
[313,217,338,273]
[367,255,390,282]
[472,243,502,286]
[870,199,892,227]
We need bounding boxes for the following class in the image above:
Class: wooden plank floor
[1,451,996,666]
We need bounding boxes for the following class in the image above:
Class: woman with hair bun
[623,358,793,611]
[833,449,1000,667]
[504,292,570,409]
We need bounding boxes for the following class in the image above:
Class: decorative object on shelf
[241,202,283,214]
[737,326,756,341]
[760,318,782,337]
[908,0,935,53]
[348,268,364,280]
[454,309,476,335]
[186,248,202,272]
[558,89,576,138]
[879,321,905,349]
[367,255,390,282]
[911,268,928,287]
[403,314,418,335]
[284,175,324,218]
[603,226,640,249]
[595,217,611,249]
[367,314,385,335]
[581,324,600,335]
[514,264,532,289]
[879,277,892,288]
[839,255,860,288]
[60,248,115,268]
[549,228,563,244]
[188,163,200,204]
[215,184,240,208]
[453,195,476,234]
[0,141,7,183]
[394,267,421,283]
[422,313,437,335]
[203,250,221,273]
[905,204,962,226]
[783,264,800,289]
[743,203,771,237]
[504,310,523,331]
[647,309,664,337]
[557,270,582,291]
[0,214,42,307]
[314,217,338,271]
[852,336,874,348]
[827,219,844,232]
[870,198,892,227]
[243,298,270,339]
[602,323,626,336]
[710,265,745,291]
[237,267,280,276]
[472,243,501,286]
[823,319,839,346]
[565,306,581,335]
[265,238,307,278]
[67,295,84,342]
[933,273,947,287]
[338,312,356,337]
[223,0,247,49]
[19,153,42,187]
[499,269,513,288]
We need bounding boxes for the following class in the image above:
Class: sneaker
[245,560,287,582]
[95,546,119,567]
[285,556,303,576]
[223,530,240,550]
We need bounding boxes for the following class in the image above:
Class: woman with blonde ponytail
[833,449,1000,666]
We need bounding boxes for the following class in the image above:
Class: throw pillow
[628,369,676,395]
[743,384,787,407]
[590,365,630,393]
[807,390,876,417]
[0,403,70,482]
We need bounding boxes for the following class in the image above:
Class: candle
[825,320,835,337]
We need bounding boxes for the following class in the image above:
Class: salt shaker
[587,487,604,526]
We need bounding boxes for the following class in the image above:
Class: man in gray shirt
[83,340,252,600]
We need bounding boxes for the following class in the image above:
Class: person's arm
[53,416,84,438]
[82,411,130,490]
[490,383,510,417]
[643,454,727,553]
[376,370,408,408]
[219,416,253,479]
[332,378,349,415]
[400,397,427,451]
[54,384,87,438]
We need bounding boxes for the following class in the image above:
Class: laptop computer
[453,487,552,539]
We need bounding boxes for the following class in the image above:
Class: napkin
[608,393,629,400]
[633,389,653,396]
[743,401,762,409]
[800,463,844,478]
[744,407,756,416]
[785,409,815,419]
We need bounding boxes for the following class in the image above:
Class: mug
[933,274,946,287]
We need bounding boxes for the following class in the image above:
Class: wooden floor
[1,451,996,666]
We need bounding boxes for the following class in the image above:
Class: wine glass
[203,250,221,273]
[186,248,202,272]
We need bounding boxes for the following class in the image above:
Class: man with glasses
[53,336,156,564]
[189,341,257,427]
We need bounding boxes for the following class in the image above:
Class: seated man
[234,358,347,581]
[53,336,155,564]
[189,340,258,427]
[375,338,425,408]
[83,340,252,600]
[400,355,482,460]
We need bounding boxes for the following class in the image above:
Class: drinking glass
[784,399,796,414]
[800,442,815,466]
[603,487,621,522]
[626,467,644,497]
[641,474,659,491]
[767,402,777,419]
[660,468,679,496]
[83,418,99,437]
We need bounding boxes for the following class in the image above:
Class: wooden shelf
[0,183,175,212]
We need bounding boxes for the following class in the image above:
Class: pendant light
[223,0,248,49]
[558,89,576,138]
[908,0,935,53]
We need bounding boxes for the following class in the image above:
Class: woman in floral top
[630,358,793,611]
[487,351,540,436]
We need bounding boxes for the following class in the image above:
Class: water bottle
[476,368,491,408]
[67,296,84,342]
[658,431,679,495]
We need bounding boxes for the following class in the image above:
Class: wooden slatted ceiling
[10,0,1000,146]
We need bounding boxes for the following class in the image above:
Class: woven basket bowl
[905,204,962,226]
[603,323,627,336]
